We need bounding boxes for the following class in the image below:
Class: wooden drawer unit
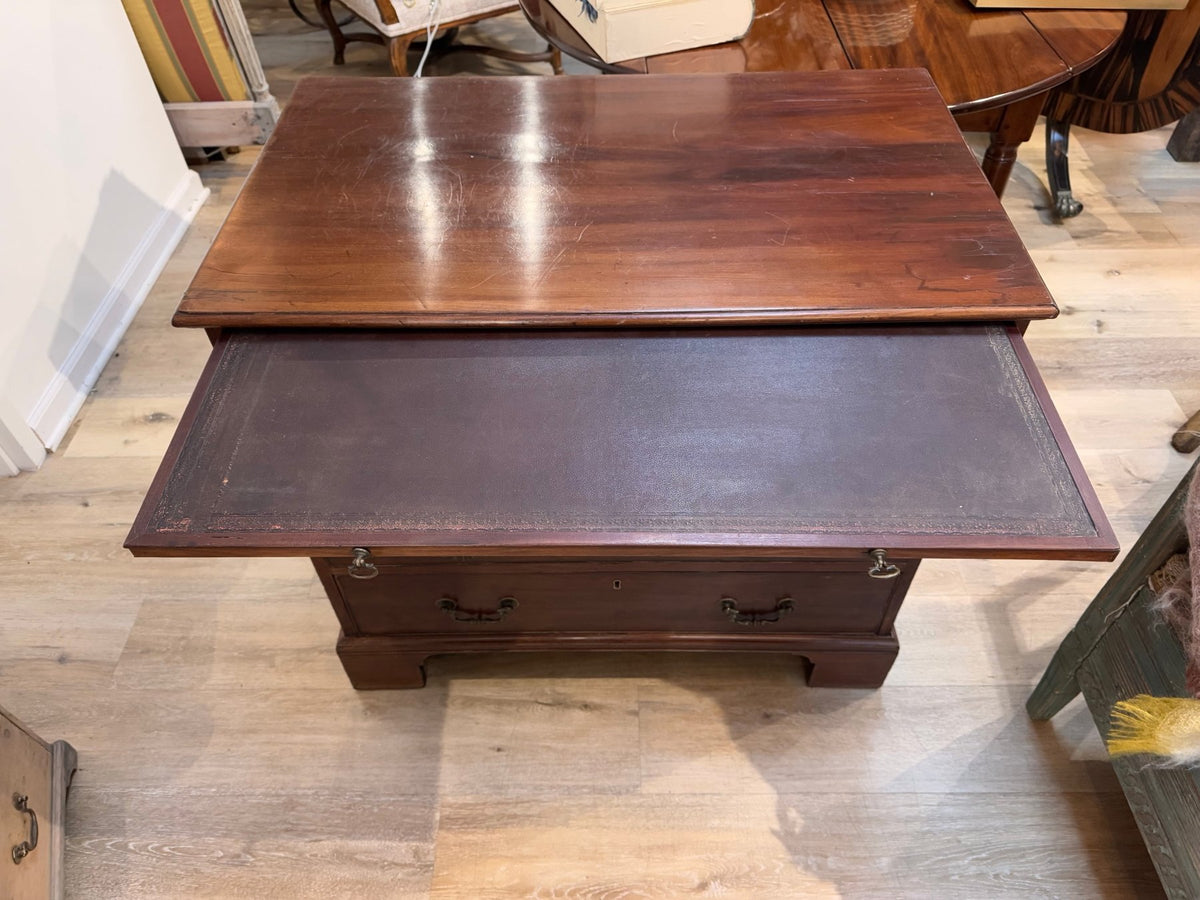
[318,558,915,637]
[317,557,918,688]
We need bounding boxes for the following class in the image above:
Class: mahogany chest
[126,72,1116,689]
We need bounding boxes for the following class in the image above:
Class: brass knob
[347,547,379,580]
[867,549,900,579]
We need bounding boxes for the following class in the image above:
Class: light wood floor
[3,9,1199,898]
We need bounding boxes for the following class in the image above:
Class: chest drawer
[316,558,917,637]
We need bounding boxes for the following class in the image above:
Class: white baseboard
[0,446,19,477]
[28,170,209,452]
[0,394,46,475]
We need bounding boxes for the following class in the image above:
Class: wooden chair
[1028,458,1200,897]
[317,0,561,76]
[123,0,280,150]
[1044,0,1200,218]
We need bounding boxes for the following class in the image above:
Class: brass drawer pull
[721,596,794,626]
[437,596,518,623]
[867,549,901,580]
[347,547,379,580]
[11,793,38,864]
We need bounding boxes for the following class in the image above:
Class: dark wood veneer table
[129,72,1117,690]
[519,0,1125,197]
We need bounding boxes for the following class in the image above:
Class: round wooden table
[518,0,1125,197]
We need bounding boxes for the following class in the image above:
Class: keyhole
[612,579,622,590]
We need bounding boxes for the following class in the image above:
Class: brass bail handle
[11,793,38,864]
[437,596,519,623]
[867,549,901,580]
[347,547,379,580]
[721,596,795,626]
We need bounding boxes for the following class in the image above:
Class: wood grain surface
[173,71,1064,329]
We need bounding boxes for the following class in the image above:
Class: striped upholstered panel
[122,0,249,103]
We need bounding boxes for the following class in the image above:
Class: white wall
[0,1,208,463]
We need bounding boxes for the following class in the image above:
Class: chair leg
[1168,107,1200,162]
[550,45,563,75]
[388,34,415,76]
[317,0,348,65]
[1171,408,1200,454]
[1046,117,1084,219]
[1027,629,1085,719]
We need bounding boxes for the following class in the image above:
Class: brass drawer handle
[11,793,38,865]
[721,596,794,626]
[347,547,379,580]
[437,596,518,623]
[867,549,901,580]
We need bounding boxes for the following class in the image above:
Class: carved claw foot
[1053,191,1083,219]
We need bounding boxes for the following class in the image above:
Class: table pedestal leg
[956,93,1046,199]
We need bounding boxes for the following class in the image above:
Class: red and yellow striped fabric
[122,0,249,103]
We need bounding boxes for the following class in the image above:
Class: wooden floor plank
[67,788,436,900]
[430,792,1162,899]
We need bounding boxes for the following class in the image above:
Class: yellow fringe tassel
[1107,695,1200,765]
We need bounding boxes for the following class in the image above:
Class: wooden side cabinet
[1028,459,1200,899]
[0,706,76,900]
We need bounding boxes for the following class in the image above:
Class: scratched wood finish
[172,71,1065,329]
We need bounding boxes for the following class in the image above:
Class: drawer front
[320,560,915,637]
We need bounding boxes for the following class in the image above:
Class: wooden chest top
[173,71,1061,329]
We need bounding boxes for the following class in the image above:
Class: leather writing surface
[128,326,1113,558]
